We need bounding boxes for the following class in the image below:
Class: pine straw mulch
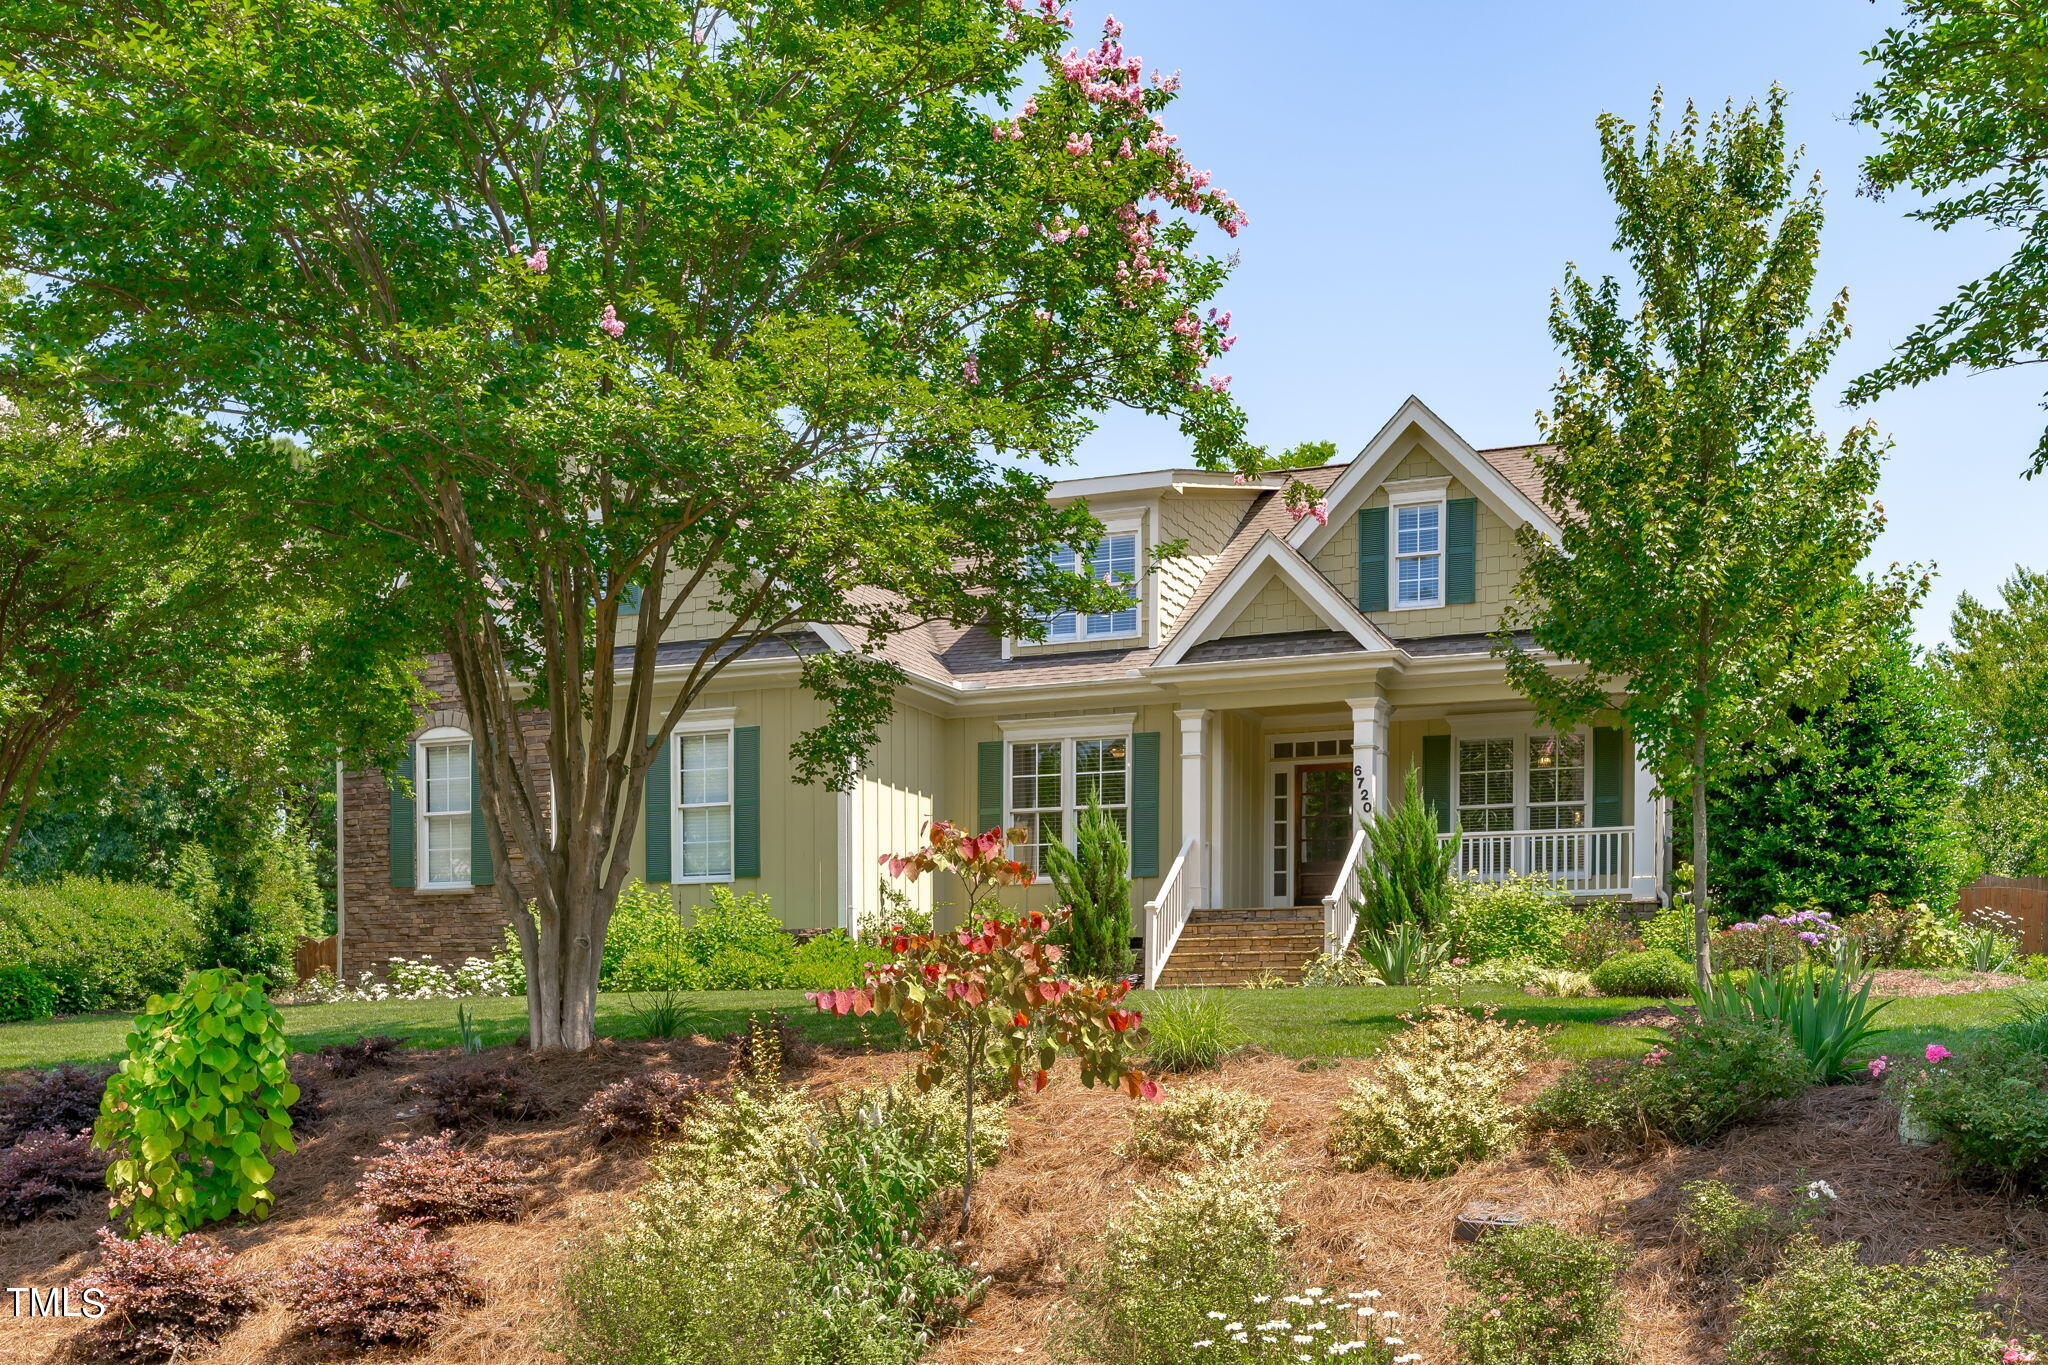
[6,1036,2048,1364]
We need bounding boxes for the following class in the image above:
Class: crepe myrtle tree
[1501,92,1918,987]
[818,819,1154,1234]
[0,0,1306,1049]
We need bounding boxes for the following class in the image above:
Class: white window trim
[1261,730,1355,907]
[996,713,1138,743]
[670,715,737,885]
[1012,514,1149,652]
[416,726,474,892]
[1003,730,1134,869]
[1388,491,1447,612]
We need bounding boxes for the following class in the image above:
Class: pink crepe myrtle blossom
[1064,132,1093,156]
[1206,373,1231,391]
[523,246,548,272]
[962,356,979,384]
[1231,472,1247,485]
[1925,1043,1952,1063]
[597,304,625,338]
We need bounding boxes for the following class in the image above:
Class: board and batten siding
[852,701,955,929]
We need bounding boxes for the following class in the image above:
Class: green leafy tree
[1941,566,2048,876]
[94,968,300,1237]
[1500,92,1918,985]
[1849,2,2048,474]
[1684,629,1970,917]
[1353,769,1459,935]
[1041,795,1135,978]
[0,0,1271,1050]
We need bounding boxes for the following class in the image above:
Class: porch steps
[1153,907,1324,988]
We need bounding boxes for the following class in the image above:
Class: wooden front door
[1294,763,1353,905]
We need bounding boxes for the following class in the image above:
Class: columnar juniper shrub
[355,1131,534,1227]
[316,1034,401,1077]
[0,1062,111,1145]
[1589,946,1692,997]
[77,1227,262,1364]
[1444,1223,1628,1365]
[279,1218,483,1348]
[1526,1019,1808,1149]
[0,1129,109,1223]
[1726,1241,2036,1365]
[1060,1161,1292,1365]
[400,1061,556,1131]
[1330,1007,1549,1178]
[1125,1084,1270,1166]
[578,1071,707,1145]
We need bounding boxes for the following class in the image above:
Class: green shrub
[1590,947,1691,997]
[1675,1179,1810,1274]
[1839,895,1969,970]
[1060,1161,1291,1365]
[1444,873,1578,964]
[609,945,698,993]
[1559,909,1640,971]
[1042,795,1136,978]
[787,931,869,991]
[171,832,321,990]
[0,876,201,1013]
[697,945,791,989]
[1330,1007,1548,1178]
[1727,1241,2022,1365]
[1299,950,1381,986]
[1353,770,1459,935]
[598,882,689,987]
[93,968,299,1236]
[839,1077,1009,1187]
[1142,989,1246,1071]
[1898,1037,2048,1189]
[1636,903,1698,961]
[2018,954,2048,983]
[1444,1223,1627,1365]
[1125,1084,1269,1165]
[1525,1019,1809,1148]
[681,888,789,967]
[0,963,56,1021]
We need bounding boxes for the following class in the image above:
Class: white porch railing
[1440,828,1633,895]
[1141,837,1199,988]
[1321,826,1371,958]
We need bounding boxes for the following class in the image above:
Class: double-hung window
[419,732,474,889]
[1393,503,1443,608]
[1455,736,1516,833]
[675,729,734,880]
[1006,733,1131,870]
[1047,530,1140,641]
[1526,733,1588,830]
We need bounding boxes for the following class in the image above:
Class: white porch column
[1629,735,1662,902]
[1175,707,1211,910]
[1347,696,1392,831]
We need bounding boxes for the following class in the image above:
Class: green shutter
[977,741,1004,833]
[1445,497,1478,605]
[469,745,494,886]
[1420,734,1453,833]
[1129,731,1161,878]
[388,748,415,888]
[644,734,671,883]
[1592,727,1624,828]
[733,725,761,879]
[1358,506,1389,613]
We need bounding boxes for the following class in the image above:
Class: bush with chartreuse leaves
[93,968,298,1236]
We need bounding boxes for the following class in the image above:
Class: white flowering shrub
[1189,1288,1420,1363]
[1125,1084,1270,1166]
[1331,1006,1548,1179]
[275,953,524,1005]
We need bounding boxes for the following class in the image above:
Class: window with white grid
[1393,503,1443,608]
[1456,736,1516,832]
[419,737,473,888]
[1008,740,1064,871]
[1075,737,1130,837]
[675,730,733,879]
[1526,733,1588,830]
[1047,531,1140,641]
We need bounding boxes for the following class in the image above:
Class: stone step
[1151,907,1328,987]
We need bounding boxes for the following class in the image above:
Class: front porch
[1140,698,1667,986]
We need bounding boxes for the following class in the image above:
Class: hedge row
[0,876,201,1017]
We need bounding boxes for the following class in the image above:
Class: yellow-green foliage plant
[1125,1084,1270,1165]
[93,968,298,1236]
[1330,1006,1548,1178]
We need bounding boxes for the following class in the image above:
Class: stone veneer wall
[339,658,553,977]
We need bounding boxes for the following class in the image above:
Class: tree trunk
[957,1029,980,1240]
[1690,733,1713,990]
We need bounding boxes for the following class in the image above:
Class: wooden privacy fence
[293,934,338,983]
[1955,875,2048,955]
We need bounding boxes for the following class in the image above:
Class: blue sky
[1064,0,2046,647]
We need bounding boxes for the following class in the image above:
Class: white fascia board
[1152,533,1395,668]
[1047,469,1281,500]
[1286,395,1562,556]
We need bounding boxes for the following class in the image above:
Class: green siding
[1358,506,1389,613]
[1420,734,1453,833]
[644,734,671,883]
[1592,727,1624,828]
[468,746,493,886]
[733,725,762,879]
[977,740,1004,833]
[388,749,415,888]
[1129,731,1161,878]
[1445,497,1477,605]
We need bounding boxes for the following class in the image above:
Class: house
[336,397,1670,987]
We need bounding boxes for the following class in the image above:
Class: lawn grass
[0,981,2026,1071]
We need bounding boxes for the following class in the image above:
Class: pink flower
[523,246,548,272]
[1867,1055,1890,1079]
[1064,132,1093,156]
[962,356,979,384]
[1643,1045,1669,1067]
[1310,503,1329,525]
[1230,472,1247,485]
[597,304,625,338]
[1925,1043,1952,1063]
[1206,373,1230,391]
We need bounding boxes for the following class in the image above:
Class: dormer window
[1393,502,1443,608]
[1048,529,1140,641]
